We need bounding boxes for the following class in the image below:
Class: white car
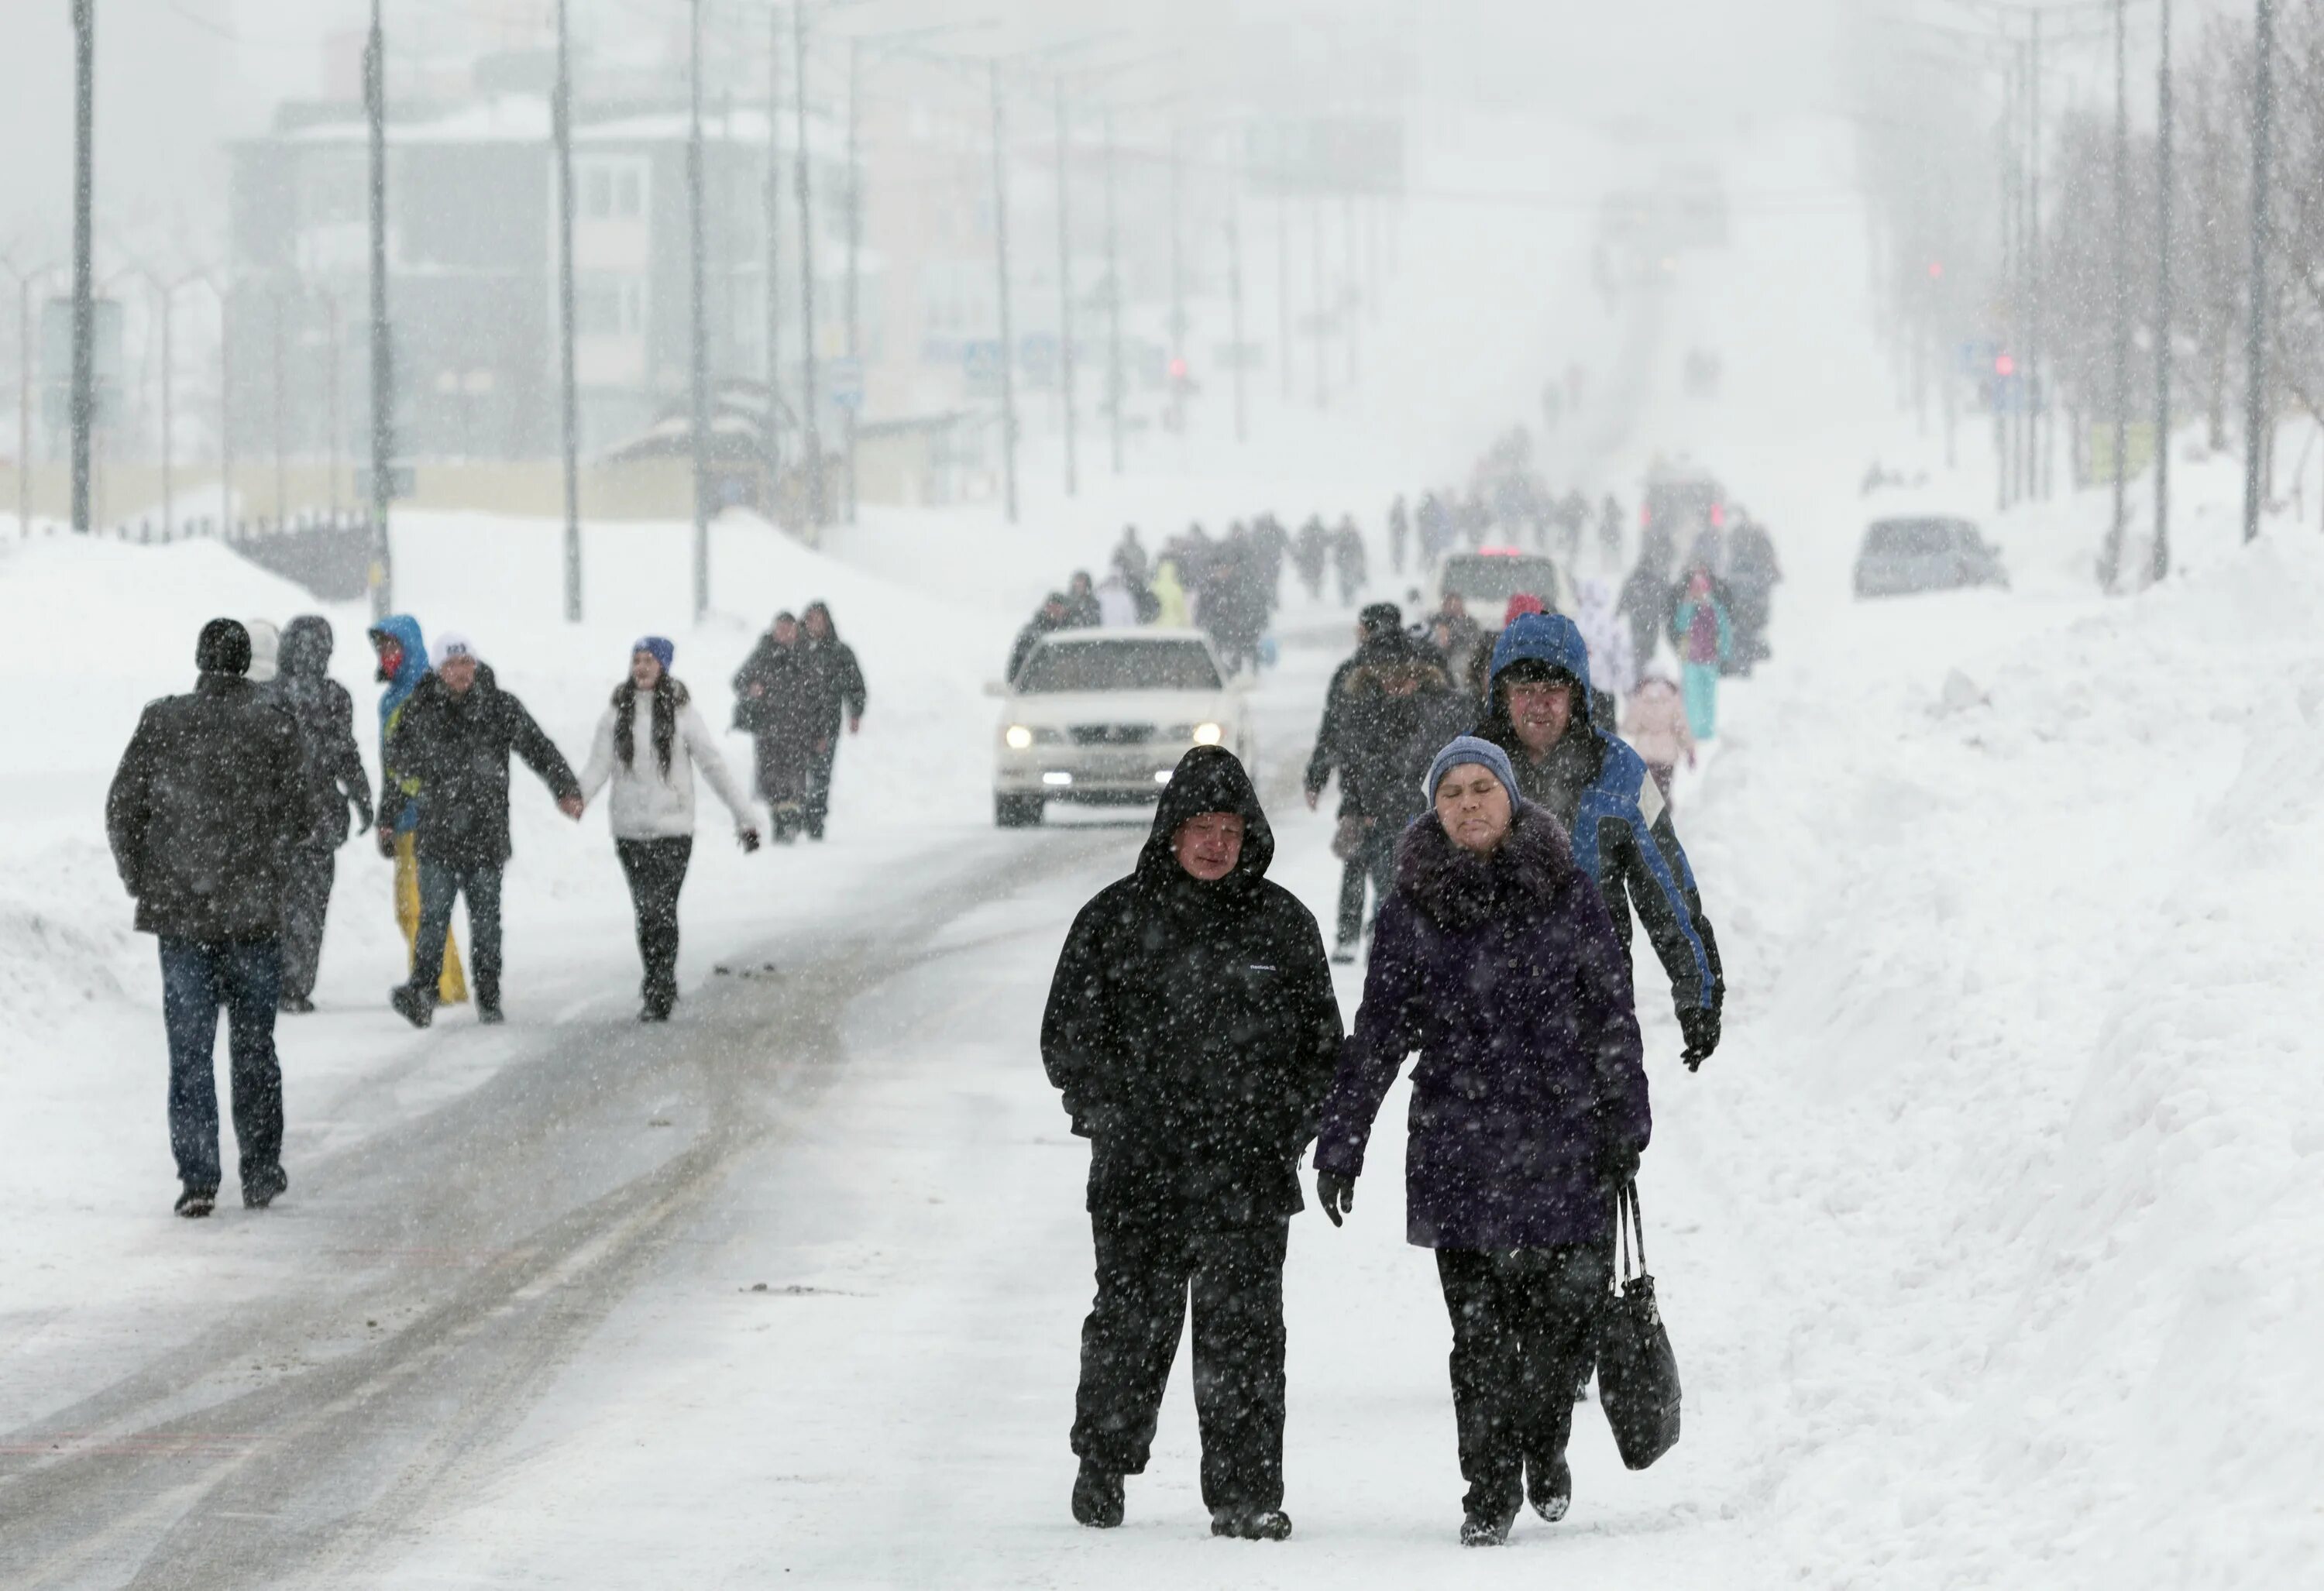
[988,628,1256,826]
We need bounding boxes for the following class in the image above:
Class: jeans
[1435,1244,1611,1523]
[1072,1218,1291,1515]
[615,837,693,1015]
[277,845,335,1003]
[409,858,503,1009]
[159,938,284,1194]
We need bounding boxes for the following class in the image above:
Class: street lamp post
[990,60,1019,524]
[792,1,824,531]
[70,0,96,535]
[554,0,583,620]
[365,0,394,616]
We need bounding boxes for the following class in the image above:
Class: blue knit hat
[1422,734,1519,806]
[634,635,676,672]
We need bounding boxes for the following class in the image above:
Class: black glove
[1315,1169,1356,1227]
[1678,1004,1721,1071]
[1594,1143,1641,1195]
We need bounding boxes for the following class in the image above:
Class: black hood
[280,615,334,682]
[1134,745,1274,892]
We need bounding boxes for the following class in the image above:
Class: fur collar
[1394,803,1576,933]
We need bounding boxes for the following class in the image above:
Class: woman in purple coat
[1313,735,1650,1547]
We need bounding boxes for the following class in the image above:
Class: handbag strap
[1614,1180,1648,1284]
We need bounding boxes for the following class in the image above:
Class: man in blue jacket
[1472,613,1724,1069]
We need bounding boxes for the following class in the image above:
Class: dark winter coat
[1313,806,1650,1250]
[1042,747,1345,1232]
[1008,611,1067,685]
[383,663,581,870]
[272,615,374,850]
[1475,613,1724,1022]
[799,621,868,740]
[731,633,818,743]
[106,673,311,941]
[1331,650,1473,825]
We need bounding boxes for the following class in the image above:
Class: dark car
[1854,516,2009,598]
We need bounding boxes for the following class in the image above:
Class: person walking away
[385,632,583,1027]
[1615,556,1667,684]
[1387,493,1410,574]
[1009,593,1074,683]
[106,619,309,1215]
[369,616,469,1006]
[1042,746,1343,1541]
[1292,516,1329,600]
[1312,737,1649,1545]
[1064,571,1104,630]
[579,637,761,1021]
[1725,515,1783,668]
[1305,603,1402,960]
[270,616,375,1012]
[1150,560,1191,628]
[1331,516,1367,607]
[799,602,866,842]
[1673,570,1731,741]
[1473,613,1724,1070]
[1572,578,1635,729]
[734,611,816,840]
[1621,667,1695,809]
[1112,525,1150,589]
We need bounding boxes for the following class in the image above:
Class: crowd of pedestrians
[106,601,870,1217]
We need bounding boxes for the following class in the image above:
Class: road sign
[827,356,864,413]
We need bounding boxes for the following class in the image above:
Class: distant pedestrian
[269,616,375,1012]
[1064,571,1104,631]
[1621,669,1695,808]
[1332,517,1368,607]
[1043,747,1342,1541]
[1096,572,1138,628]
[106,619,309,1216]
[1009,593,1074,684]
[1293,516,1329,600]
[1313,737,1649,1545]
[1387,493,1410,574]
[384,632,583,1027]
[369,617,470,1006]
[1673,570,1731,741]
[579,637,761,1022]
[799,602,867,841]
[734,612,816,841]
[1151,560,1191,627]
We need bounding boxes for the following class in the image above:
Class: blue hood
[370,614,428,715]
[1487,612,1598,723]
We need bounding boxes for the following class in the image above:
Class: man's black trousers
[615,837,693,1016]
[1435,1244,1609,1522]
[1072,1218,1290,1516]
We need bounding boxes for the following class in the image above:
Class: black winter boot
[1460,1509,1514,1547]
[174,1186,216,1218]
[1071,1461,1124,1528]
[242,1165,289,1211]
[389,984,434,1029]
[1211,1509,1292,1541]
[1526,1452,1572,1522]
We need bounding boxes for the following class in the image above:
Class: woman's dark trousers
[616,837,694,1017]
[1434,1244,1610,1522]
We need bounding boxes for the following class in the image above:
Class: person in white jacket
[579,637,761,1021]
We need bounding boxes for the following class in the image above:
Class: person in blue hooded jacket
[1472,612,1724,1070]
[367,615,469,1006]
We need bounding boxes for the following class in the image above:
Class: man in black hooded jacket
[269,615,375,1012]
[1042,746,1343,1541]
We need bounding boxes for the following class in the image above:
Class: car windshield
[1017,638,1223,694]
[1442,555,1560,606]
[1865,518,1965,558]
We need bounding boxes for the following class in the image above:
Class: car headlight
[1005,724,1033,750]
[1191,721,1224,746]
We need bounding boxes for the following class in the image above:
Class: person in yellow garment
[367,615,467,1004]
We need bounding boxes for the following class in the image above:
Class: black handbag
[1596,1180,1681,1469]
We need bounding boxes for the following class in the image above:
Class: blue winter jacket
[370,613,430,835]
[1473,613,1724,1019]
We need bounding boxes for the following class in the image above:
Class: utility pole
[2242,0,2273,544]
[555,0,583,620]
[70,0,95,535]
[1056,77,1078,496]
[325,293,342,515]
[2102,0,2129,586]
[1103,106,1122,476]
[989,61,1019,524]
[688,0,711,617]
[2154,0,2173,578]
[271,288,287,524]
[1343,191,1359,386]
[844,38,860,524]
[2029,12,2045,500]
[1227,207,1246,444]
[10,266,33,534]
[1277,187,1291,404]
[1310,197,1326,408]
[1167,128,1184,435]
[365,0,394,614]
[792,1,823,531]
[765,10,784,521]
[154,278,174,540]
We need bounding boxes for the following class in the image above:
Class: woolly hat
[1422,734,1519,807]
[430,630,476,669]
[634,635,675,672]
[194,617,252,677]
